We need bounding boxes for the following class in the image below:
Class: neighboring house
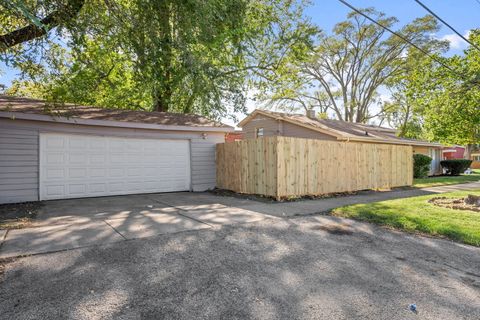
[442,145,465,160]
[0,95,233,204]
[225,130,244,142]
[471,152,480,169]
[238,109,443,176]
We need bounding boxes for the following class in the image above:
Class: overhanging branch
[0,0,85,50]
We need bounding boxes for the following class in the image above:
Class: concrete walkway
[0,194,270,258]
[220,181,480,218]
[1,181,479,258]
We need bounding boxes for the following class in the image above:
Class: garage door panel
[109,181,125,192]
[69,136,88,149]
[90,167,107,178]
[69,168,87,178]
[40,134,191,200]
[108,168,124,178]
[46,152,65,165]
[110,154,125,164]
[89,183,106,193]
[45,185,65,198]
[68,184,87,195]
[89,154,106,164]
[90,139,106,150]
[68,153,88,165]
[45,136,65,149]
[46,168,65,180]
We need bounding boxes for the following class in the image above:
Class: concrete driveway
[1,216,479,320]
[2,181,480,258]
[0,192,271,258]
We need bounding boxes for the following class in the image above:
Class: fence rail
[216,136,413,199]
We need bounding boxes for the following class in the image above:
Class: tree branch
[0,0,86,49]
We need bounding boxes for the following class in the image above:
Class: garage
[0,95,233,204]
[40,133,191,200]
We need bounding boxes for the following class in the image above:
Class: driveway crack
[147,197,214,228]
[103,220,128,240]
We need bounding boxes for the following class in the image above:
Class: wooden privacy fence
[216,136,413,199]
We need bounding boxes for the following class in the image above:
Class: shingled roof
[0,95,232,130]
[239,109,442,147]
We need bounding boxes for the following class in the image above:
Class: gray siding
[0,124,39,204]
[282,122,337,140]
[242,114,337,141]
[0,118,224,203]
[190,136,224,191]
[242,114,281,139]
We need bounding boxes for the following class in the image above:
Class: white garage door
[40,133,191,200]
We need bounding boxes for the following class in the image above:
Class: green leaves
[398,30,480,146]
[260,8,442,123]
[1,0,315,120]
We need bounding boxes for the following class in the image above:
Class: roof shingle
[240,109,442,147]
[0,95,231,129]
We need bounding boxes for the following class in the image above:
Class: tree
[261,9,443,123]
[398,30,480,154]
[383,41,448,138]
[1,0,316,120]
[0,0,85,49]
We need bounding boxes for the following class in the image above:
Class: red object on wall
[225,131,243,142]
[442,146,465,160]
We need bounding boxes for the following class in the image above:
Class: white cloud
[439,30,471,50]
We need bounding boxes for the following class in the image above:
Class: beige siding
[413,146,430,156]
[0,118,224,203]
[242,114,281,139]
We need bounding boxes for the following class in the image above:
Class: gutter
[0,111,234,133]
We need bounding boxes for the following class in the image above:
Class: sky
[1,0,479,126]
[231,0,480,126]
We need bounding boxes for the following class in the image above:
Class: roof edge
[0,111,234,133]
[238,109,344,139]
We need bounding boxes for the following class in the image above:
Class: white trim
[0,111,234,133]
[255,127,264,138]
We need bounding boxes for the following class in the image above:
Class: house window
[473,155,480,161]
[256,127,264,138]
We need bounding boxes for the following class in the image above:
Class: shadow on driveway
[0,215,479,319]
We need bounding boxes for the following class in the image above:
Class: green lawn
[331,190,480,246]
[413,169,480,188]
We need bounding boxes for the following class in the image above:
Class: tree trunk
[152,0,173,112]
[152,87,169,112]
[465,144,474,160]
[464,194,480,207]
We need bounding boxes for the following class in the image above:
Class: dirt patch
[0,202,43,229]
[210,188,359,202]
[428,197,480,212]
[310,224,353,235]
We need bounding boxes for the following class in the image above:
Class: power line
[414,0,480,52]
[336,0,467,80]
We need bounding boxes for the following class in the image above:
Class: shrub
[440,159,473,176]
[413,154,432,178]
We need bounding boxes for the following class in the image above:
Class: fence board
[216,137,413,199]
